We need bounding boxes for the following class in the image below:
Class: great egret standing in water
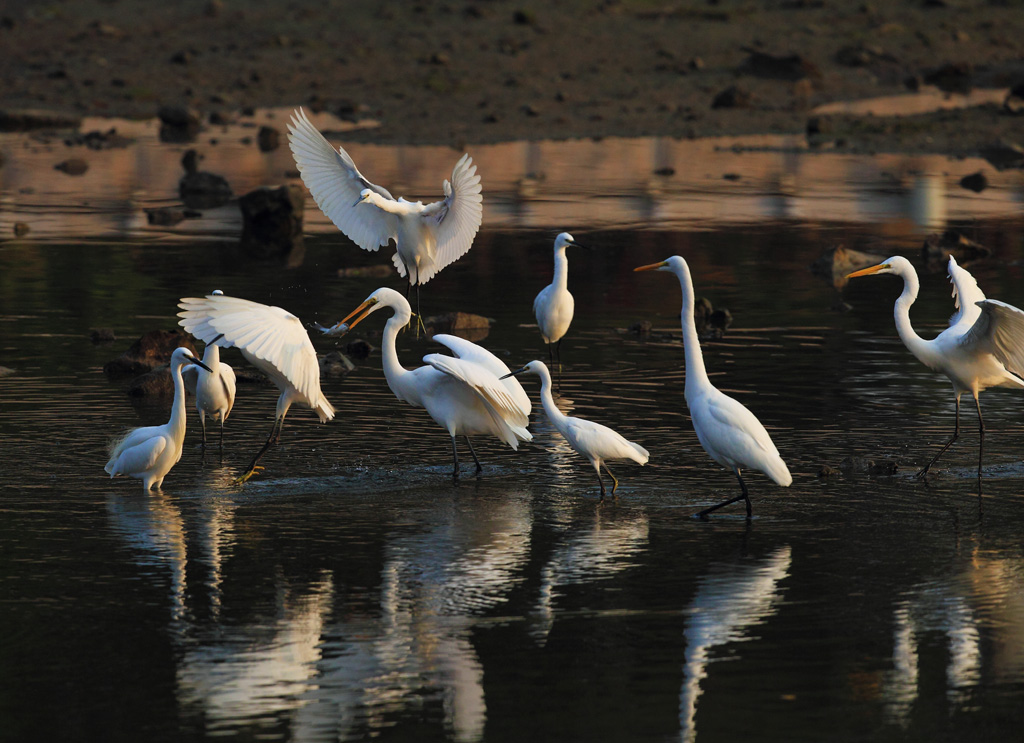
[328,287,531,478]
[635,256,792,518]
[534,232,584,369]
[182,292,237,450]
[847,255,1024,477]
[502,360,648,498]
[287,108,483,323]
[178,293,336,483]
[105,346,211,492]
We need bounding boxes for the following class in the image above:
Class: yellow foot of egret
[233,465,264,484]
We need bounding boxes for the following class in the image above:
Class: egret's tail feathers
[764,456,793,487]
[628,441,651,465]
[315,397,336,423]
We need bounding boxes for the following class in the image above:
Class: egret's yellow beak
[634,261,669,272]
[339,297,379,330]
[846,263,889,279]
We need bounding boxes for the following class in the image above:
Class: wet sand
[2,0,1023,154]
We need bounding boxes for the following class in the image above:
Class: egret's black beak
[500,366,529,380]
[569,240,591,252]
[193,358,213,373]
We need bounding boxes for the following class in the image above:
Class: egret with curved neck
[635,256,792,518]
[847,255,1024,477]
[503,360,648,498]
[336,287,532,479]
[105,346,211,491]
[534,232,584,369]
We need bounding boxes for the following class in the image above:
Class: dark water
[3,126,1024,742]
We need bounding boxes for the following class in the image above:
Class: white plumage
[336,287,531,477]
[504,360,648,498]
[178,293,335,482]
[847,255,1024,476]
[182,341,236,449]
[635,256,791,518]
[105,346,210,492]
[287,107,483,298]
[533,232,582,367]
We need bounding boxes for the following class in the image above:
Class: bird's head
[353,188,374,207]
[211,289,224,296]
[634,255,687,275]
[172,346,211,372]
[846,256,911,280]
[500,360,545,380]
[555,232,583,251]
[338,287,410,331]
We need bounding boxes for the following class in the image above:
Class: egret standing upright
[178,293,335,483]
[635,256,792,518]
[328,287,531,479]
[534,232,584,369]
[182,291,237,451]
[105,346,211,492]
[847,255,1024,477]
[502,360,648,498]
[287,108,483,323]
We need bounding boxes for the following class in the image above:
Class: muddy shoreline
[2,1,1023,156]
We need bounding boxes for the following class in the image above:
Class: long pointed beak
[192,358,213,373]
[500,366,529,380]
[568,240,591,252]
[846,263,889,279]
[339,297,378,330]
[352,197,363,207]
[634,261,668,272]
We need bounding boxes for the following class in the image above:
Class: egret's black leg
[695,471,751,519]
[235,418,281,483]
[464,436,483,475]
[200,415,208,450]
[596,467,607,500]
[603,462,620,496]
[975,394,985,478]
[219,419,225,453]
[916,395,961,478]
[548,342,554,368]
[555,339,563,370]
[451,435,460,479]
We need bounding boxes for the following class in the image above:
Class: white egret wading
[847,255,1024,477]
[534,232,584,368]
[105,346,211,492]
[502,360,648,498]
[178,293,336,483]
[331,287,531,478]
[287,108,483,322]
[182,291,237,451]
[635,257,792,518]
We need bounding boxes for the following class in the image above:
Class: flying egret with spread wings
[534,232,584,369]
[178,293,335,483]
[502,360,648,498]
[325,287,530,478]
[847,255,1024,477]
[105,346,211,492]
[635,256,792,518]
[287,108,483,322]
[182,292,236,450]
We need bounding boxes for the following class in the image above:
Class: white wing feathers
[947,256,986,330]
[432,334,531,415]
[105,432,167,477]
[422,153,483,276]
[287,107,398,252]
[422,353,531,433]
[964,299,1024,375]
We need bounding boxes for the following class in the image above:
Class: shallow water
[2,120,1024,742]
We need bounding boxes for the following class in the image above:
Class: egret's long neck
[202,344,220,371]
[169,360,188,435]
[677,264,711,398]
[892,267,933,362]
[552,248,570,291]
[535,365,568,430]
[380,312,415,400]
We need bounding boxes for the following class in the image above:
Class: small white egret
[635,257,792,518]
[533,232,584,368]
[331,287,531,478]
[182,291,237,450]
[847,255,1024,476]
[105,346,211,492]
[287,108,483,321]
[502,360,648,498]
[178,293,336,483]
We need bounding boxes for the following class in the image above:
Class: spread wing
[420,153,483,274]
[422,353,531,431]
[178,294,333,420]
[432,333,531,415]
[962,299,1024,375]
[947,256,986,331]
[287,107,398,252]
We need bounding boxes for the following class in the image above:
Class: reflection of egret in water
[531,507,649,644]
[909,173,947,232]
[882,551,1024,726]
[679,545,792,743]
[298,496,532,742]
